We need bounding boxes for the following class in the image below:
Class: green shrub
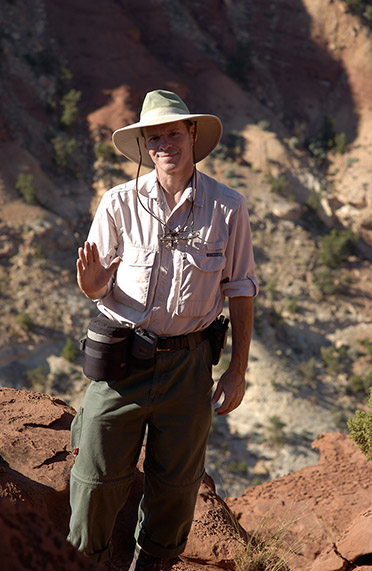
[225,131,246,158]
[348,370,372,395]
[299,357,317,381]
[342,0,372,25]
[306,188,322,212]
[321,346,341,375]
[266,416,286,448]
[319,228,358,268]
[210,142,229,161]
[358,338,372,356]
[307,115,348,163]
[94,142,118,163]
[16,311,34,331]
[15,173,38,205]
[51,135,78,168]
[27,365,48,391]
[313,267,338,296]
[334,132,348,154]
[34,244,45,260]
[60,89,81,128]
[348,388,372,461]
[264,172,288,194]
[61,338,78,362]
[285,299,298,313]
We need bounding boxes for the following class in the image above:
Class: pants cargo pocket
[70,406,83,456]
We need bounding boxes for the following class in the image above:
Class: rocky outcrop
[2,387,372,571]
[0,388,246,571]
[227,432,372,570]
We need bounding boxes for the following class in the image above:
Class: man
[68,90,258,570]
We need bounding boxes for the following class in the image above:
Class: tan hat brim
[112,114,223,168]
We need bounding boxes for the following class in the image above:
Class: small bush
[60,89,81,128]
[225,131,246,158]
[319,228,358,268]
[307,115,348,163]
[266,415,286,448]
[313,268,336,296]
[299,357,317,381]
[306,188,322,212]
[61,338,78,362]
[51,135,78,168]
[210,142,229,161]
[15,173,38,205]
[285,299,298,313]
[334,132,347,154]
[264,172,288,194]
[342,0,372,25]
[27,365,48,391]
[94,142,118,163]
[348,370,372,395]
[348,388,372,461]
[321,346,341,376]
[358,338,372,356]
[16,311,34,331]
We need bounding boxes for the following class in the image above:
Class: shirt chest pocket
[114,247,156,312]
[176,242,226,317]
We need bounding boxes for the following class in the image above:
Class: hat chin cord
[134,137,199,248]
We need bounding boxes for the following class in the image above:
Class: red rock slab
[226,433,372,570]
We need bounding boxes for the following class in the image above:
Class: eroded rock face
[0,497,97,571]
[2,388,372,571]
[227,433,372,570]
[0,388,75,534]
[0,388,248,571]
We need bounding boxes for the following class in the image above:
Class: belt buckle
[156,346,171,352]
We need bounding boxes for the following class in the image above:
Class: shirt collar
[144,169,203,206]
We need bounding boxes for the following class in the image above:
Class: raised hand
[76,241,121,299]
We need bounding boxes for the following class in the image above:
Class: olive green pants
[68,339,213,562]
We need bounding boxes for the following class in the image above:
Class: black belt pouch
[208,315,230,365]
[80,313,133,382]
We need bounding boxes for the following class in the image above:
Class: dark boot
[128,546,164,571]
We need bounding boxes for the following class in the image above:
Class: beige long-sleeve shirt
[88,169,258,336]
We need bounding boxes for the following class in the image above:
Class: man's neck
[156,167,194,209]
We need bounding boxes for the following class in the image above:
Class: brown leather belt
[156,328,209,352]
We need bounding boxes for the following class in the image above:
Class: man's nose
[158,135,171,149]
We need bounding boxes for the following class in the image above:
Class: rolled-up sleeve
[221,196,259,298]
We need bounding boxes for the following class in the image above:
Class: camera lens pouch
[80,313,133,382]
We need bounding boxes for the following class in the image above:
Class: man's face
[143,120,195,176]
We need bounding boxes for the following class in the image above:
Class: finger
[78,246,87,269]
[91,242,99,264]
[211,384,223,405]
[84,241,93,264]
[76,258,84,285]
[215,398,234,416]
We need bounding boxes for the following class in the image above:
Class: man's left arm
[211,295,254,416]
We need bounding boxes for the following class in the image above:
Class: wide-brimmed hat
[112,90,223,168]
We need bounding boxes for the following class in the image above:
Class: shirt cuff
[222,274,259,298]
